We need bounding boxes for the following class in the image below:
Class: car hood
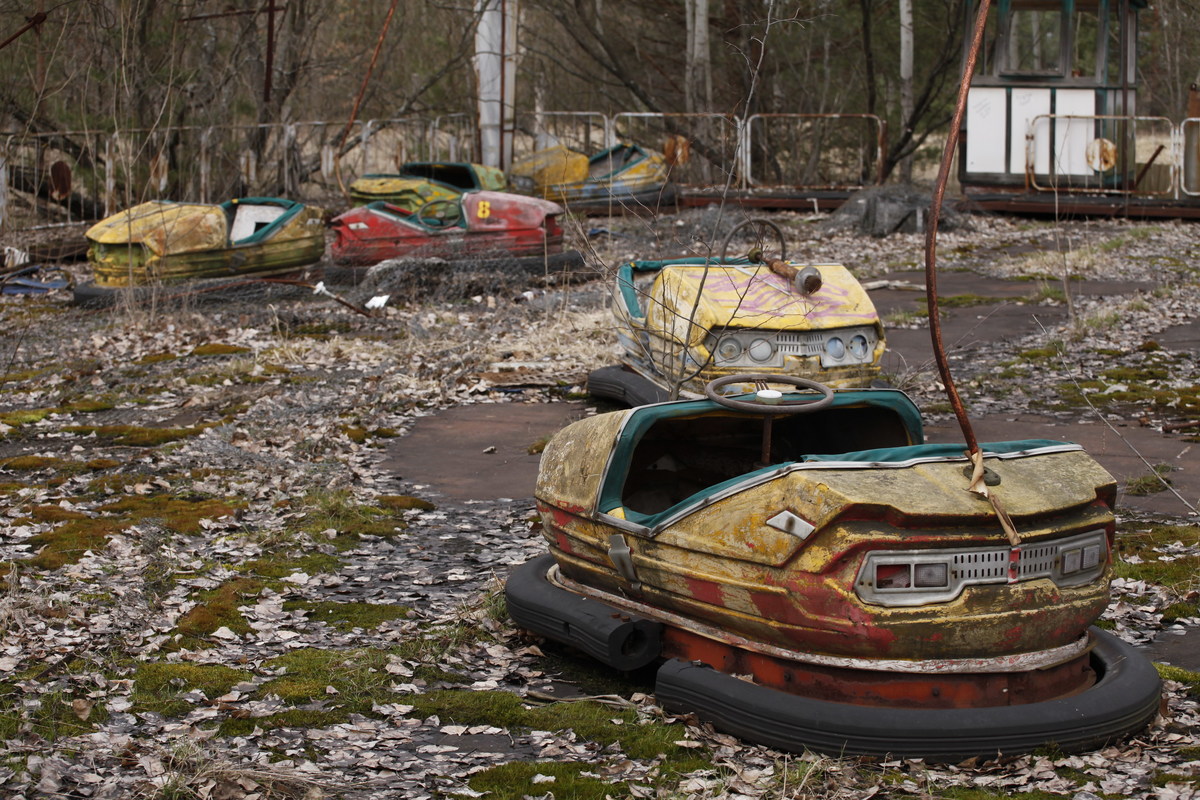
[351,176,449,198]
[645,264,879,346]
[536,406,1115,543]
[86,201,227,256]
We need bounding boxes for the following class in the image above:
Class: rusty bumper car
[74,197,326,307]
[588,220,886,407]
[507,376,1161,760]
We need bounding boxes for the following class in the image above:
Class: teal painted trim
[588,144,649,182]
[616,263,642,318]
[628,256,754,272]
[620,462,787,526]
[220,198,304,245]
[803,439,1072,463]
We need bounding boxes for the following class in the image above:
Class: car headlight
[748,338,775,363]
[825,337,845,361]
[849,333,870,360]
[716,337,743,362]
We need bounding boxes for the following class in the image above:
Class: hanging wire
[925,0,1023,547]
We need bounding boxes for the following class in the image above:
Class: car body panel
[511,143,670,203]
[348,162,507,210]
[329,190,566,267]
[86,198,326,287]
[534,392,1117,661]
[610,258,886,395]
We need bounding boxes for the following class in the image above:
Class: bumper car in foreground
[507,375,1161,760]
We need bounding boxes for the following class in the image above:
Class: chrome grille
[856,529,1108,607]
[775,331,827,357]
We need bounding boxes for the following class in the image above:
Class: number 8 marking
[477,200,491,219]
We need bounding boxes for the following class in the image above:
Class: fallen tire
[506,553,662,672]
[655,628,1161,761]
[586,366,671,407]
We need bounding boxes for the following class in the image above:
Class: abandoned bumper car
[75,197,326,306]
[509,142,674,210]
[506,376,1161,760]
[589,224,885,406]
[347,161,509,210]
[328,190,582,275]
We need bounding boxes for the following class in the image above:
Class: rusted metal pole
[1,11,45,53]
[334,0,401,195]
[925,0,991,456]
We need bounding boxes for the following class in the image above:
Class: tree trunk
[899,0,914,182]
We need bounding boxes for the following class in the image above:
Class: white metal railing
[1025,114,1177,197]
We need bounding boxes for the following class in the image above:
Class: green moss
[1019,346,1061,360]
[174,577,264,641]
[85,457,122,470]
[342,426,369,444]
[937,293,997,308]
[467,762,618,800]
[189,343,252,357]
[64,423,209,447]
[63,398,116,414]
[1161,602,1199,623]
[409,689,708,765]
[1125,465,1173,496]
[0,686,108,743]
[132,662,252,718]
[0,366,53,384]
[0,455,73,471]
[243,552,341,579]
[1155,663,1200,696]
[99,493,241,535]
[28,505,88,523]
[218,708,346,737]
[340,425,401,445]
[137,352,179,365]
[376,495,436,512]
[25,518,129,570]
[1114,525,1200,592]
[292,489,415,539]
[282,600,410,631]
[86,472,152,495]
[0,408,53,426]
[254,648,398,715]
[933,788,1069,800]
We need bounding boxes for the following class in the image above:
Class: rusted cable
[334,0,401,198]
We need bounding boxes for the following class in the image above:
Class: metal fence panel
[745,114,885,191]
[1027,115,1176,196]
[612,112,740,190]
[511,111,611,159]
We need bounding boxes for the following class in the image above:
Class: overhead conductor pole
[475,0,518,171]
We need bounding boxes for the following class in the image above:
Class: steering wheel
[416,198,460,228]
[704,373,834,415]
[720,218,786,264]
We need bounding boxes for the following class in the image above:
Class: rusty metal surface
[535,403,1117,660]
